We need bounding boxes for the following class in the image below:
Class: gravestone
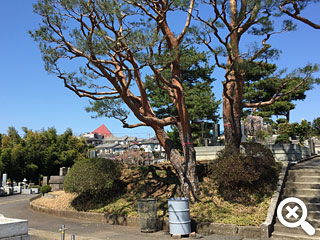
[42,176,48,185]
[214,124,220,137]
[308,138,316,155]
[59,167,67,176]
[22,189,32,194]
[244,115,263,137]
[241,122,246,142]
[204,138,210,146]
[210,124,221,146]
[312,137,320,154]
[13,186,21,194]
[2,174,7,187]
[49,176,65,191]
[89,150,96,158]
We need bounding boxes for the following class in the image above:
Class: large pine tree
[243,62,320,122]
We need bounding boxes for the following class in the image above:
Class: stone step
[283,188,320,196]
[280,202,320,212]
[280,210,320,219]
[288,171,320,178]
[271,231,320,240]
[286,176,320,183]
[310,220,320,229]
[280,195,320,204]
[274,223,320,237]
[307,204,320,212]
[289,166,320,174]
[292,166,320,170]
[276,218,320,228]
[285,182,320,189]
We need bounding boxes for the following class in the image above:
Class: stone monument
[0,214,29,240]
[2,174,7,188]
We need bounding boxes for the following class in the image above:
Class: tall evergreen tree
[194,0,319,149]
[145,47,221,146]
[31,0,200,200]
[243,62,320,122]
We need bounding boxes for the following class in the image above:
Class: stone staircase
[271,158,320,239]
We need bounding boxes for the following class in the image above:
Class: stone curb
[196,222,261,238]
[29,194,42,202]
[30,202,142,227]
[30,200,262,238]
[260,161,289,239]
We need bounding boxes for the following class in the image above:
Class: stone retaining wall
[195,144,312,162]
[194,146,224,161]
[267,144,311,162]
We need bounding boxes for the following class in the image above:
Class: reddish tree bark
[32,0,200,201]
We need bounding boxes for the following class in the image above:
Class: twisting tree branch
[279,1,320,29]
[177,0,195,42]
[243,73,311,108]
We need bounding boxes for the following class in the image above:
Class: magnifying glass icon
[277,197,315,236]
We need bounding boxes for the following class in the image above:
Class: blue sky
[1,1,319,138]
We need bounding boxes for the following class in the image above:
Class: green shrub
[40,185,52,195]
[210,143,281,204]
[275,133,290,144]
[64,158,121,198]
[278,122,293,135]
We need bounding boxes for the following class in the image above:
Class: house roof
[114,144,129,149]
[127,136,137,141]
[96,143,119,149]
[91,124,113,138]
[141,138,160,144]
[103,136,128,142]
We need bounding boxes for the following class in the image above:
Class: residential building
[82,124,113,146]
[92,124,113,138]
[82,132,103,146]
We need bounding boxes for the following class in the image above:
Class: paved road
[0,194,257,240]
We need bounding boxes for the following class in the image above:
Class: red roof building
[91,124,113,138]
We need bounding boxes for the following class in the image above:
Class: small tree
[64,158,121,197]
[40,185,52,195]
[276,119,312,144]
[294,120,312,144]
